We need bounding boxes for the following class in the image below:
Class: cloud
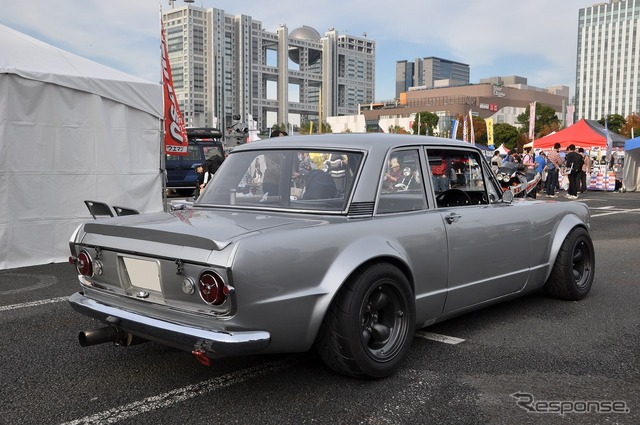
[1,0,588,97]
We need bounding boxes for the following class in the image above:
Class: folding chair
[84,200,114,219]
[113,206,140,216]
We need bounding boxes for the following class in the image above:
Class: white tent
[0,24,163,269]
[497,144,510,155]
[623,137,640,191]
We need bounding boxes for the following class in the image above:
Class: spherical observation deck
[288,26,322,65]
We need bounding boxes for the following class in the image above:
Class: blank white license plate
[122,257,162,292]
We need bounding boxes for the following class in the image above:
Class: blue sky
[1,0,592,100]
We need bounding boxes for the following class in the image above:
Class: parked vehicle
[68,134,595,378]
[495,162,541,198]
[165,127,224,196]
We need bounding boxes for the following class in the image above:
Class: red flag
[468,110,475,145]
[161,19,188,155]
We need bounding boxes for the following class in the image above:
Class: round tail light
[198,271,227,305]
[76,250,94,277]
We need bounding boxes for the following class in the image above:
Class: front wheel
[315,264,415,378]
[543,227,595,300]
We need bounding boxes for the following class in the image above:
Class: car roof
[233,133,479,155]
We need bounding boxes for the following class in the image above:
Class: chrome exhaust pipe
[79,326,119,347]
[79,326,148,347]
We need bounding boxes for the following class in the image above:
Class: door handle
[445,212,461,224]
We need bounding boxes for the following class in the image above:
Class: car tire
[543,227,595,300]
[315,263,415,378]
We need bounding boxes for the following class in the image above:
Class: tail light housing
[198,270,230,306]
[74,250,94,277]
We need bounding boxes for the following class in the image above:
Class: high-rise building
[395,57,470,98]
[575,0,640,120]
[162,4,375,134]
[395,60,415,100]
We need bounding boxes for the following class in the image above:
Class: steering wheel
[436,189,472,207]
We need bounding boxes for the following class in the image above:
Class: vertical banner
[604,116,613,165]
[451,118,459,140]
[468,110,475,145]
[462,116,468,142]
[566,104,575,127]
[528,101,537,141]
[161,18,188,155]
[485,117,494,147]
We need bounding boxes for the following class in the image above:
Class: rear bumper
[68,292,270,358]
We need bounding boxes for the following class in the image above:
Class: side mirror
[502,190,514,203]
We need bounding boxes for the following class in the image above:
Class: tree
[272,123,288,132]
[620,113,640,138]
[493,123,520,150]
[598,114,625,134]
[388,125,409,134]
[298,120,331,134]
[537,122,561,139]
[470,115,487,145]
[412,111,439,135]
[449,114,487,143]
[517,104,560,139]
[516,132,530,151]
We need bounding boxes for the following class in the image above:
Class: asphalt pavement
[1,189,638,425]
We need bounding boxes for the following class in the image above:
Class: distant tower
[575,0,640,120]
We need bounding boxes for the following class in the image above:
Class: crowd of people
[493,142,593,199]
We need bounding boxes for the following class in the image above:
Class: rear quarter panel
[518,199,591,290]
[228,210,449,353]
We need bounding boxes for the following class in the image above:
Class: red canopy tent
[534,119,627,150]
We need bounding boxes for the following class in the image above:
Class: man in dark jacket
[564,144,584,199]
[194,165,205,198]
[202,154,224,188]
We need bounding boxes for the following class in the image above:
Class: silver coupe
[68,134,595,378]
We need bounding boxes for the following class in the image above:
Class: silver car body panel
[68,134,592,358]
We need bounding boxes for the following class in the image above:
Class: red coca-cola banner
[161,19,187,155]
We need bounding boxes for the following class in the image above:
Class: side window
[186,145,201,161]
[482,161,502,204]
[202,149,362,212]
[203,145,224,159]
[426,148,491,207]
[377,149,427,214]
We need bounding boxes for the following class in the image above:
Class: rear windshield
[196,149,363,212]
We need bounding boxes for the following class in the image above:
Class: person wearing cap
[384,158,402,191]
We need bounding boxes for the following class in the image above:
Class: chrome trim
[68,292,270,358]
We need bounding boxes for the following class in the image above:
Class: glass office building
[576,0,640,120]
[395,57,470,99]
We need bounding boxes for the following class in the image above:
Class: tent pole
[160,118,167,212]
